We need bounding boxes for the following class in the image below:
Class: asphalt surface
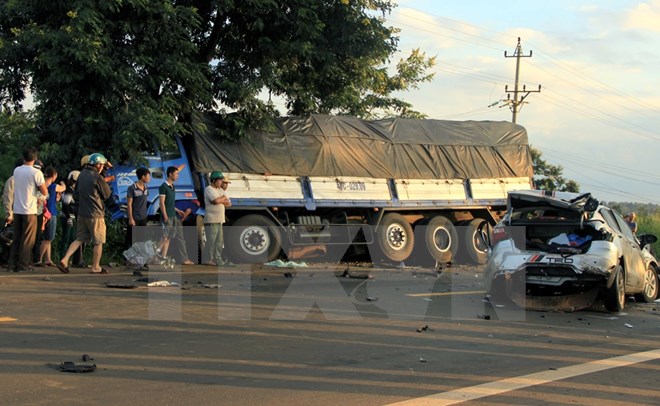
[1,262,659,405]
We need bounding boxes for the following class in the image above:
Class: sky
[377,0,660,204]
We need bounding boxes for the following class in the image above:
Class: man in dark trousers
[158,166,193,265]
[58,153,112,274]
[125,167,151,248]
[7,147,48,272]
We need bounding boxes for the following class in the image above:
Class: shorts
[161,217,180,239]
[43,216,58,241]
[76,217,106,244]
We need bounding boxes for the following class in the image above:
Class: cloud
[622,0,660,32]
[393,8,457,49]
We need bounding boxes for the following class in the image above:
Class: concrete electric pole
[504,37,541,123]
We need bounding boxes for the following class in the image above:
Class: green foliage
[638,213,660,256]
[0,110,38,185]
[102,214,127,264]
[1,0,213,167]
[606,203,660,255]
[531,146,579,192]
[0,0,435,166]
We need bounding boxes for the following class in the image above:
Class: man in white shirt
[203,171,231,266]
[8,147,48,272]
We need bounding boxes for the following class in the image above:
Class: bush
[638,213,660,256]
[103,216,128,264]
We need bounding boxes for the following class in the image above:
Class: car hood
[507,190,598,213]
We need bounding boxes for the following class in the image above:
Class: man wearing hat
[203,171,232,266]
[59,153,112,274]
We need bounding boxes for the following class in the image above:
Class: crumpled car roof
[507,190,598,212]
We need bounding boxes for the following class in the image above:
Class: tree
[0,0,435,166]
[531,147,580,192]
[0,109,37,181]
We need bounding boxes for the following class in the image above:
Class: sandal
[89,269,109,274]
[56,262,70,274]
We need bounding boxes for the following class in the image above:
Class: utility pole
[504,37,541,123]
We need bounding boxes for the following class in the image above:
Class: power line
[525,39,660,116]
[540,147,660,182]
[522,59,660,132]
[540,156,660,203]
[536,89,660,142]
[389,6,660,127]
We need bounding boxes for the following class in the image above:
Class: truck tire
[459,218,489,265]
[603,265,625,312]
[417,215,458,264]
[372,213,414,263]
[226,214,282,264]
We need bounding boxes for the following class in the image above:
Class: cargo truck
[108,114,534,265]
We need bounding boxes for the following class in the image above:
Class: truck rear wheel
[417,215,458,264]
[372,213,414,263]
[459,218,489,264]
[226,214,282,264]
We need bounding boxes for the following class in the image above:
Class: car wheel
[603,265,626,312]
[636,265,658,303]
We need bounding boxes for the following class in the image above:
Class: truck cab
[107,138,200,222]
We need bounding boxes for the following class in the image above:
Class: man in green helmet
[58,152,112,274]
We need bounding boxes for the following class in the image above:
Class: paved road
[1,263,659,405]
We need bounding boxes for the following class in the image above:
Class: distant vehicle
[483,191,659,312]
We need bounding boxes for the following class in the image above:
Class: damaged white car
[483,191,659,312]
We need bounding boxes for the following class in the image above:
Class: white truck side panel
[309,176,391,200]
[225,173,304,199]
[396,179,466,201]
[470,177,532,199]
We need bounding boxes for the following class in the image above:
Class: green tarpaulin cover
[189,114,532,180]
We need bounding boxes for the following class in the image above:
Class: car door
[605,209,646,290]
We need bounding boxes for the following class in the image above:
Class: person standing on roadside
[7,147,48,272]
[36,166,66,266]
[71,155,91,268]
[2,159,24,227]
[31,160,46,263]
[203,171,232,266]
[125,167,151,248]
[59,170,80,261]
[58,153,112,274]
[624,212,638,234]
[158,166,193,265]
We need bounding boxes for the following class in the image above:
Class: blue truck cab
[107,138,200,222]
